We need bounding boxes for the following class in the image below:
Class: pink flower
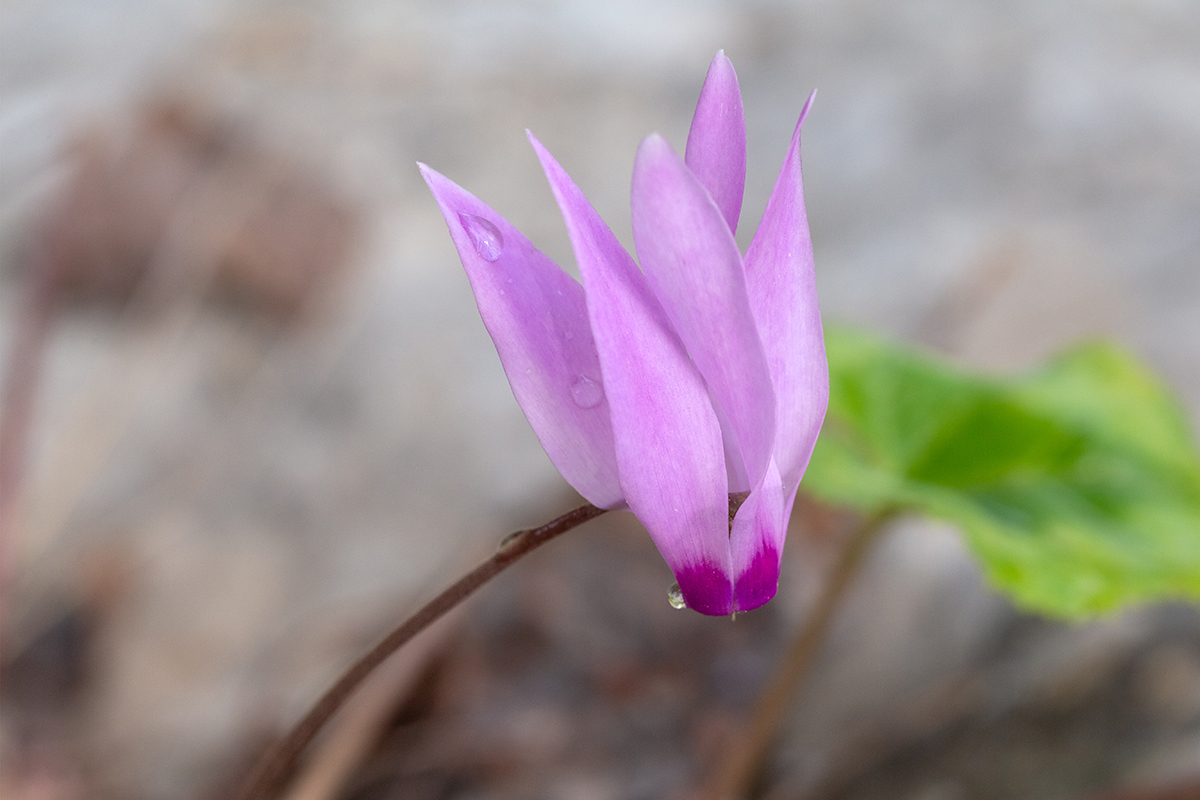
[420,53,827,615]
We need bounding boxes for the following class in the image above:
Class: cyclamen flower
[420,52,828,615]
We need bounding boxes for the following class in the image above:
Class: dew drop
[458,213,504,261]
[667,582,687,610]
[569,375,604,409]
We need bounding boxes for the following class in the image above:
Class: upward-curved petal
[420,163,623,509]
[527,134,734,615]
[743,92,828,495]
[685,51,746,235]
[631,134,776,492]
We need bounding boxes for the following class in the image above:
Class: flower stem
[233,502,608,800]
[699,507,898,800]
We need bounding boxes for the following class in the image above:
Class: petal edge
[526,139,734,602]
[685,51,747,235]
[631,135,776,490]
[420,163,624,508]
[743,92,829,496]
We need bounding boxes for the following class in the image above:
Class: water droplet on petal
[667,582,687,610]
[458,213,504,261]
[570,375,604,409]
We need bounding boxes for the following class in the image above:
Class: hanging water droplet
[569,375,604,409]
[667,582,687,610]
[458,213,504,261]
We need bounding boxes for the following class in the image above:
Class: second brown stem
[700,508,898,800]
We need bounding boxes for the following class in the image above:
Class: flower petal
[685,50,747,235]
[631,134,776,491]
[527,134,734,615]
[743,92,829,495]
[419,163,623,509]
[730,459,787,612]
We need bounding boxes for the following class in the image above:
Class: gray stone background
[2,0,1198,798]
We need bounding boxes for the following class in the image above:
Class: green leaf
[802,328,1200,617]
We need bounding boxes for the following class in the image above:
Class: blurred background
[2,1,1198,798]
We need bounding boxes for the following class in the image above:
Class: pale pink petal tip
[797,89,817,131]
[685,51,747,235]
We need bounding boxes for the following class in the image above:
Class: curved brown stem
[699,508,898,800]
[233,502,608,800]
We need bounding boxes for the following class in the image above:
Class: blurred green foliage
[803,329,1200,617]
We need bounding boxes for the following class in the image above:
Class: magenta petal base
[674,561,734,616]
[732,544,781,613]
[674,543,780,616]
